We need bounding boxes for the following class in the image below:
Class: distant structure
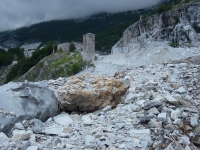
[83,33,95,63]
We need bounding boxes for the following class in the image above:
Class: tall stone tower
[83,33,95,63]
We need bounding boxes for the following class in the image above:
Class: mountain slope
[112,1,200,54]
[0,3,169,51]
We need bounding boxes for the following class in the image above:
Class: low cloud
[0,0,162,32]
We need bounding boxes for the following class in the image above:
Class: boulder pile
[0,58,199,149]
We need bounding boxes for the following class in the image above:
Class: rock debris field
[0,54,199,150]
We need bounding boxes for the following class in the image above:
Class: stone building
[83,33,95,63]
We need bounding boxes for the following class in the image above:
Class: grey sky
[0,0,162,32]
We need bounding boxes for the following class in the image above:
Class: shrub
[71,63,82,74]
[157,4,173,14]
[7,47,25,61]
[5,42,55,83]
[169,42,179,47]
[0,49,14,68]
[69,42,76,52]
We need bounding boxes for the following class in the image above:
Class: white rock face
[112,2,200,55]
[20,42,41,58]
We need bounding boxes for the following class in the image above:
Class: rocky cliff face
[112,2,200,54]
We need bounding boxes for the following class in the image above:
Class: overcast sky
[0,0,162,32]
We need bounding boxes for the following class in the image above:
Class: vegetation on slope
[17,51,85,82]
[0,47,24,68]
[5,42,55,83]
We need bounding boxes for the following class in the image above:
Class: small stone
[182,112,188,118]
[62,127,72,134]
[171,109,182,120]
[66,144,74,149]
[177,87,186,94]
[85,135,95,146]
[140,116,152,123]
[185,145,191,150]
[14,122,24,130]
[165,95,178,105]
[129,129,152,145]
[20,140,31,150]
[116,123,125,129]
[44,124,63,135]
[148,107,160,114]
[148,119,162,128]
[171,83,180,89]
[164,143,174,150]
[167,64,175,67]
[145,86,156,91]
[173,119,183,127]
[33,119,44,127]
[82,115,93,125]
[47,118,53,122]
[154,95,165,102]
[178,135,190,145]
[184,108,198,113]
[143,101,162,110]
[184,125,192,131]
[153,141,162,148]
[54,114,73,126]
[106,133,118,141]
[12,129,31,141]
[22,120,29,128]
[102,106,112,112]
[175,142,184,150]
[119,143,126,149]
[158,113,167,122]
[194,126,200,135]
[129,104,140,111]
[165,124,175,133]
[32,126,44,134]
[26,146,39,150]
[161,74,168,80]
[190,114,199,127]
[124,92,136,103]
[54,138,62,146]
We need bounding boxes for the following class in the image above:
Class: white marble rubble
[0,58,199,150]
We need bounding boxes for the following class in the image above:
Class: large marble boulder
[57,75,128,112]
[0,82,58,134]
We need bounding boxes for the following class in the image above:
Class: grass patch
[169,42,179,47]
